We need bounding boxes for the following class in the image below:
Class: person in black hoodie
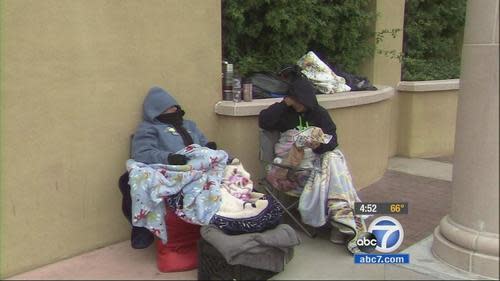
[258,76,338,154]
[259,76,365,247]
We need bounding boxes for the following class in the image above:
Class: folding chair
[257,129,317,238]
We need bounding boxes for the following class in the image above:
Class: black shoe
[131,226,154,249]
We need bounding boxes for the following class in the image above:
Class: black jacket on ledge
[258,76,338,154]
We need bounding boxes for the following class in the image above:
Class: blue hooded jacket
[131,87,208,164]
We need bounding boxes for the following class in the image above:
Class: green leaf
[222,0,377,76]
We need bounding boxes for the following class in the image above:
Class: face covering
[156,108,194,146]
[156,109,183,125]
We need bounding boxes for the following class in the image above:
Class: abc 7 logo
[357,216,404,253]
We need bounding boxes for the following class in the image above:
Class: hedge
[222,0,377,76]
[402,0,467,81]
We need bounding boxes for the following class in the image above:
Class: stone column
[432,0,499,278]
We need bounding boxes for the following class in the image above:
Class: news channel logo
[357,216,404,253]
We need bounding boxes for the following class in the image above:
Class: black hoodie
[258,76,338,154]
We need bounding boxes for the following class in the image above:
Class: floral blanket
[221,159,253,202]
[298,149,366,253]
[297,51,351,94]
[266,128,327,195]
[265,127,366,253]
[127,144,228,244]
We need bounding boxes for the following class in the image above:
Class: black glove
[167,154,188,165]
[205,141,217,150]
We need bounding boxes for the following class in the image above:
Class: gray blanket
[200,224,301,272]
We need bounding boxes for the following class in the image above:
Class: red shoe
[156,240,198,272]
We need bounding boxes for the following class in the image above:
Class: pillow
[210,190,284,235]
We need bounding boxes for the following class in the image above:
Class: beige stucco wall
[0,0,462,278]
[397,89,459,158]
[216,99,393,191]
[0,0,221,278]
[361,0,405,158]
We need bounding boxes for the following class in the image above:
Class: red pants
[156,209,201,272]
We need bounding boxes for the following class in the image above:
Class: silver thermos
[222,62,233,101]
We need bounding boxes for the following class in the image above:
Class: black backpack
[247,65,309,99]
[247,72,289,99]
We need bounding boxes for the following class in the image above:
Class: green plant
[402,0,467,81]
[222,0,378,76]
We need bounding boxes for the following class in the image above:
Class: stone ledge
[214,85,394,116]
[397,79,460,92]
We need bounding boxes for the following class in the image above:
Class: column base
[385,235,490,280]
[432,215,499,279]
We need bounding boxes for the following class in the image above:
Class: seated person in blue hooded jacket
[122,87,216,249]
[132,86,217,165]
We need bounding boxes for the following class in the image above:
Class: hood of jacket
[287,76,319,111]
[143,87,179,123]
